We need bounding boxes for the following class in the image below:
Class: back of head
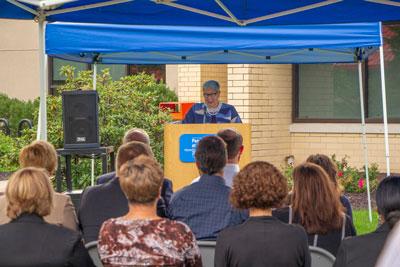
[119,155,163,205]
[217,128,243,160]
[123,128,150,145]
[230,161,287,210]
[195,135,227,175]
[19,140,57,175]
[6,167,53,219]
[376,176,400,229]
[116,141,153,176]
[306,154,338,187]
[292,162,343,234]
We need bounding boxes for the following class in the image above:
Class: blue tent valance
[46,22,381,64]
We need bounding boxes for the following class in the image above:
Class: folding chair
[85,241,103,267]
[309,246,336,267]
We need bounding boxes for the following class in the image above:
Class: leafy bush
[332,154,379,193]
[1,66,177,190]
[281,154,379,193]
[0,94,37,136]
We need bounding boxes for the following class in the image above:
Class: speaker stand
[55,146,115,192]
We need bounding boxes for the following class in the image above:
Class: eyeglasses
[203,92,218,98]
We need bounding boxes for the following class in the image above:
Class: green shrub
[0,94,37,136]
[0,66,177,190]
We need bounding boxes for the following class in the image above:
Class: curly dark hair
[230,161,288,209]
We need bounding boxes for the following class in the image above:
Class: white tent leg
[37,18,48,141]
[93,62,97,90]
[379,45,390,176]
[358,61,372,222]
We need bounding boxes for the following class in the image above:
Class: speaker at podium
[164,123,252,191]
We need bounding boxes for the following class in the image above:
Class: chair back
[197,240,216,267]
[309,246,335,267]
[85,241,103,267]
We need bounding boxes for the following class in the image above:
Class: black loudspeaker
[62,90,99,149]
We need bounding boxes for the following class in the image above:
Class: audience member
[215,161,310,267]
[0,140,78,230]
[335,176,400,267]
[99,156,202,266]
[0,168,93,266]
[79,141,170,243]
[169,135,248,240]
[96,128,173,205]
[273,162,356,255]
[192,128,243,187]
[307,154,353,219]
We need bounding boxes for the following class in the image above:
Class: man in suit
[168,135,248,240]
[79,132,172,243]
[96,128,173,206]
[191,128,243,187]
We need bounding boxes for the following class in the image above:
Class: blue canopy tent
[2,0,400,220]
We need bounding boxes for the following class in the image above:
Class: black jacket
[334,223,390,267]
[79,176,172,243]
[0,213,93,267]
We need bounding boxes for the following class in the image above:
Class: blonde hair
[6,167,53,219]
[119,155,163,205]
[19,141,57,175]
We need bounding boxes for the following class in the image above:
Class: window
[49,58,167,94]
[294,24,400,122]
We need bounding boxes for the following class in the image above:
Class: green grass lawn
[353,209,379,235]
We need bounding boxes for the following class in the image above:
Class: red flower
[338,171,344,178]
[358,178,365,189]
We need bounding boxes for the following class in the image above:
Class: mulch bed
[345,192,376,210]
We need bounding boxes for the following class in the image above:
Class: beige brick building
[1,19,399,173]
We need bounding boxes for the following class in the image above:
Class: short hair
[19,140,57,175]
[202,80,220,92]
[217,128,243,160]
[292,162,343,234]
[116,141,153,176]
[195,135,227,175]
[122,128,150,145]
[6,167,53,219]
[230,161,288,210]
[306,154,338,187]
[119,155,163,205]
[376,176,400,229]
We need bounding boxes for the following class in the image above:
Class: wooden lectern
[164,123,252,191]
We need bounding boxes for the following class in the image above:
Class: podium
[164,123,252,191]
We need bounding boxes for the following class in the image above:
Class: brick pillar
[228,64,292,166]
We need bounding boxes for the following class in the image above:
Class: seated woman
[306,154,353,220]
[0,140,78,230]
[334,176,400,267]
[215,161,311,267]
[0,167,93,266]
[99,155,202,266]
[273,162,356,256]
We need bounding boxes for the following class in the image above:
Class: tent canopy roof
[2,0,400,26]
[46,22,381,64]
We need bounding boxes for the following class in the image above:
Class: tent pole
[93,62,97,90]
[37,16,48,141]
[379,25,390,176]
[358,60,372,222]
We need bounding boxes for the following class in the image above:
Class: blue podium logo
[179,134,212,163]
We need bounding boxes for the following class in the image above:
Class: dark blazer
[79,176,172,243]
[334,223,390,267]
[96,171,173,208]
[0,213,93,267]
[215,216,311,267]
